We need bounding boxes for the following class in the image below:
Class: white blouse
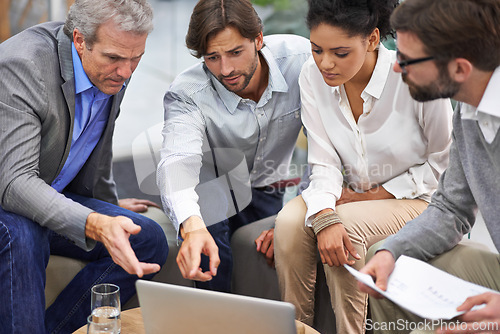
[300,44,453,224]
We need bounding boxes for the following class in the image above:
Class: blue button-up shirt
[157,34,311,230]
[51,43,115,192]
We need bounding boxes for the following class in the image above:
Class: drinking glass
[90,283,121,333]
[87,315,119,334]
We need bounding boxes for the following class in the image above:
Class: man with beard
[156,0,310,291]
[358,0,500,333]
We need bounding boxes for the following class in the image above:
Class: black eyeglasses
[396,50,434,74]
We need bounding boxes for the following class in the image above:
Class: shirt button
[252,170,257,174]
[260,137,266,142]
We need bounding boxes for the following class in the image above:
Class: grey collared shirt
[157,34,311,230]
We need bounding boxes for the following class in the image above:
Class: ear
[255,31,264,51]
[73,29,85,57]
[367,28,380,52]
[449,58,473,83]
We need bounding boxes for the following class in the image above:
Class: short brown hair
[186,0,263,58]
[391,0,500,71]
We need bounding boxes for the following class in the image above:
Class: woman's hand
[313,209,360,267]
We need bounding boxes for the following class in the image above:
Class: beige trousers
[274,195,428,334]
[367,240,500,334]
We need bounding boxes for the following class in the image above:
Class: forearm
[382,161,444,201]
[158,94,206,232]
[4,177,94,250]
[157,155,203,233]
[301,163,343,224]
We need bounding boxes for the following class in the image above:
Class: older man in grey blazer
[0,0,168,333]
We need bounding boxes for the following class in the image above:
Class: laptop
[136,280,297,334]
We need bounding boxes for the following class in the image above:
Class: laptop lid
[136,280,297,334]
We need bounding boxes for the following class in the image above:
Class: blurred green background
[252,0,396,50]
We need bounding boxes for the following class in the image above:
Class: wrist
[85,212,100,239]
[311,211,342,235]
[316,208,334,216]
[180,216,206,239]
[376,249,396,262]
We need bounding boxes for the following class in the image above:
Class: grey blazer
[0,22,126,250]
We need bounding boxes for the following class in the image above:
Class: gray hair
[63,0,154,47]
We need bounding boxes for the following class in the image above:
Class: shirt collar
[364,43,391,100]
[477,66,500,119]
[330,44,392,101]
[71,42,93,94]
[208,43,289,114]
[261,44,288,93]
[208,67,241,114]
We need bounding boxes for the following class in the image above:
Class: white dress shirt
[300,44,454,224]
[157,34,311,231]
[460,66,500,143]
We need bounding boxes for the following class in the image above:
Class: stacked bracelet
[311,211,342,235]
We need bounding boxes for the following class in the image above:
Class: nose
[321,54,335,70]
[393,61,403,74]
[116,60,134,80]
[220,57,234,77]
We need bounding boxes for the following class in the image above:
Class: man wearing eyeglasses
[358,0,500,333]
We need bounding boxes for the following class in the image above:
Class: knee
[0,218,50,269]
[133,215,169,267]
[231,216,275,252]
[335,204,366,245]
[231,225,256,253]
[275,209,307,255]
[366,240,385,261]
[150,220,169,266]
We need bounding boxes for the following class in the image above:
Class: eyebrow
[204,45,244,57]
[102,51,145,60]
[310,41,350,51]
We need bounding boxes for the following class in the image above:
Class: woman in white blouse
[273,0,453,333]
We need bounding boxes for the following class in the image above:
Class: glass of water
[87,315,118,334]
[90,283,121,333]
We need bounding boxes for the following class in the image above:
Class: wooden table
[74,308,145,334]
[74,307,320,334]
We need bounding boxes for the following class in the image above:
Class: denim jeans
[197,187,284,292]
[0,192,168,334]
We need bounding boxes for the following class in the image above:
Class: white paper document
[345,255,498,320]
